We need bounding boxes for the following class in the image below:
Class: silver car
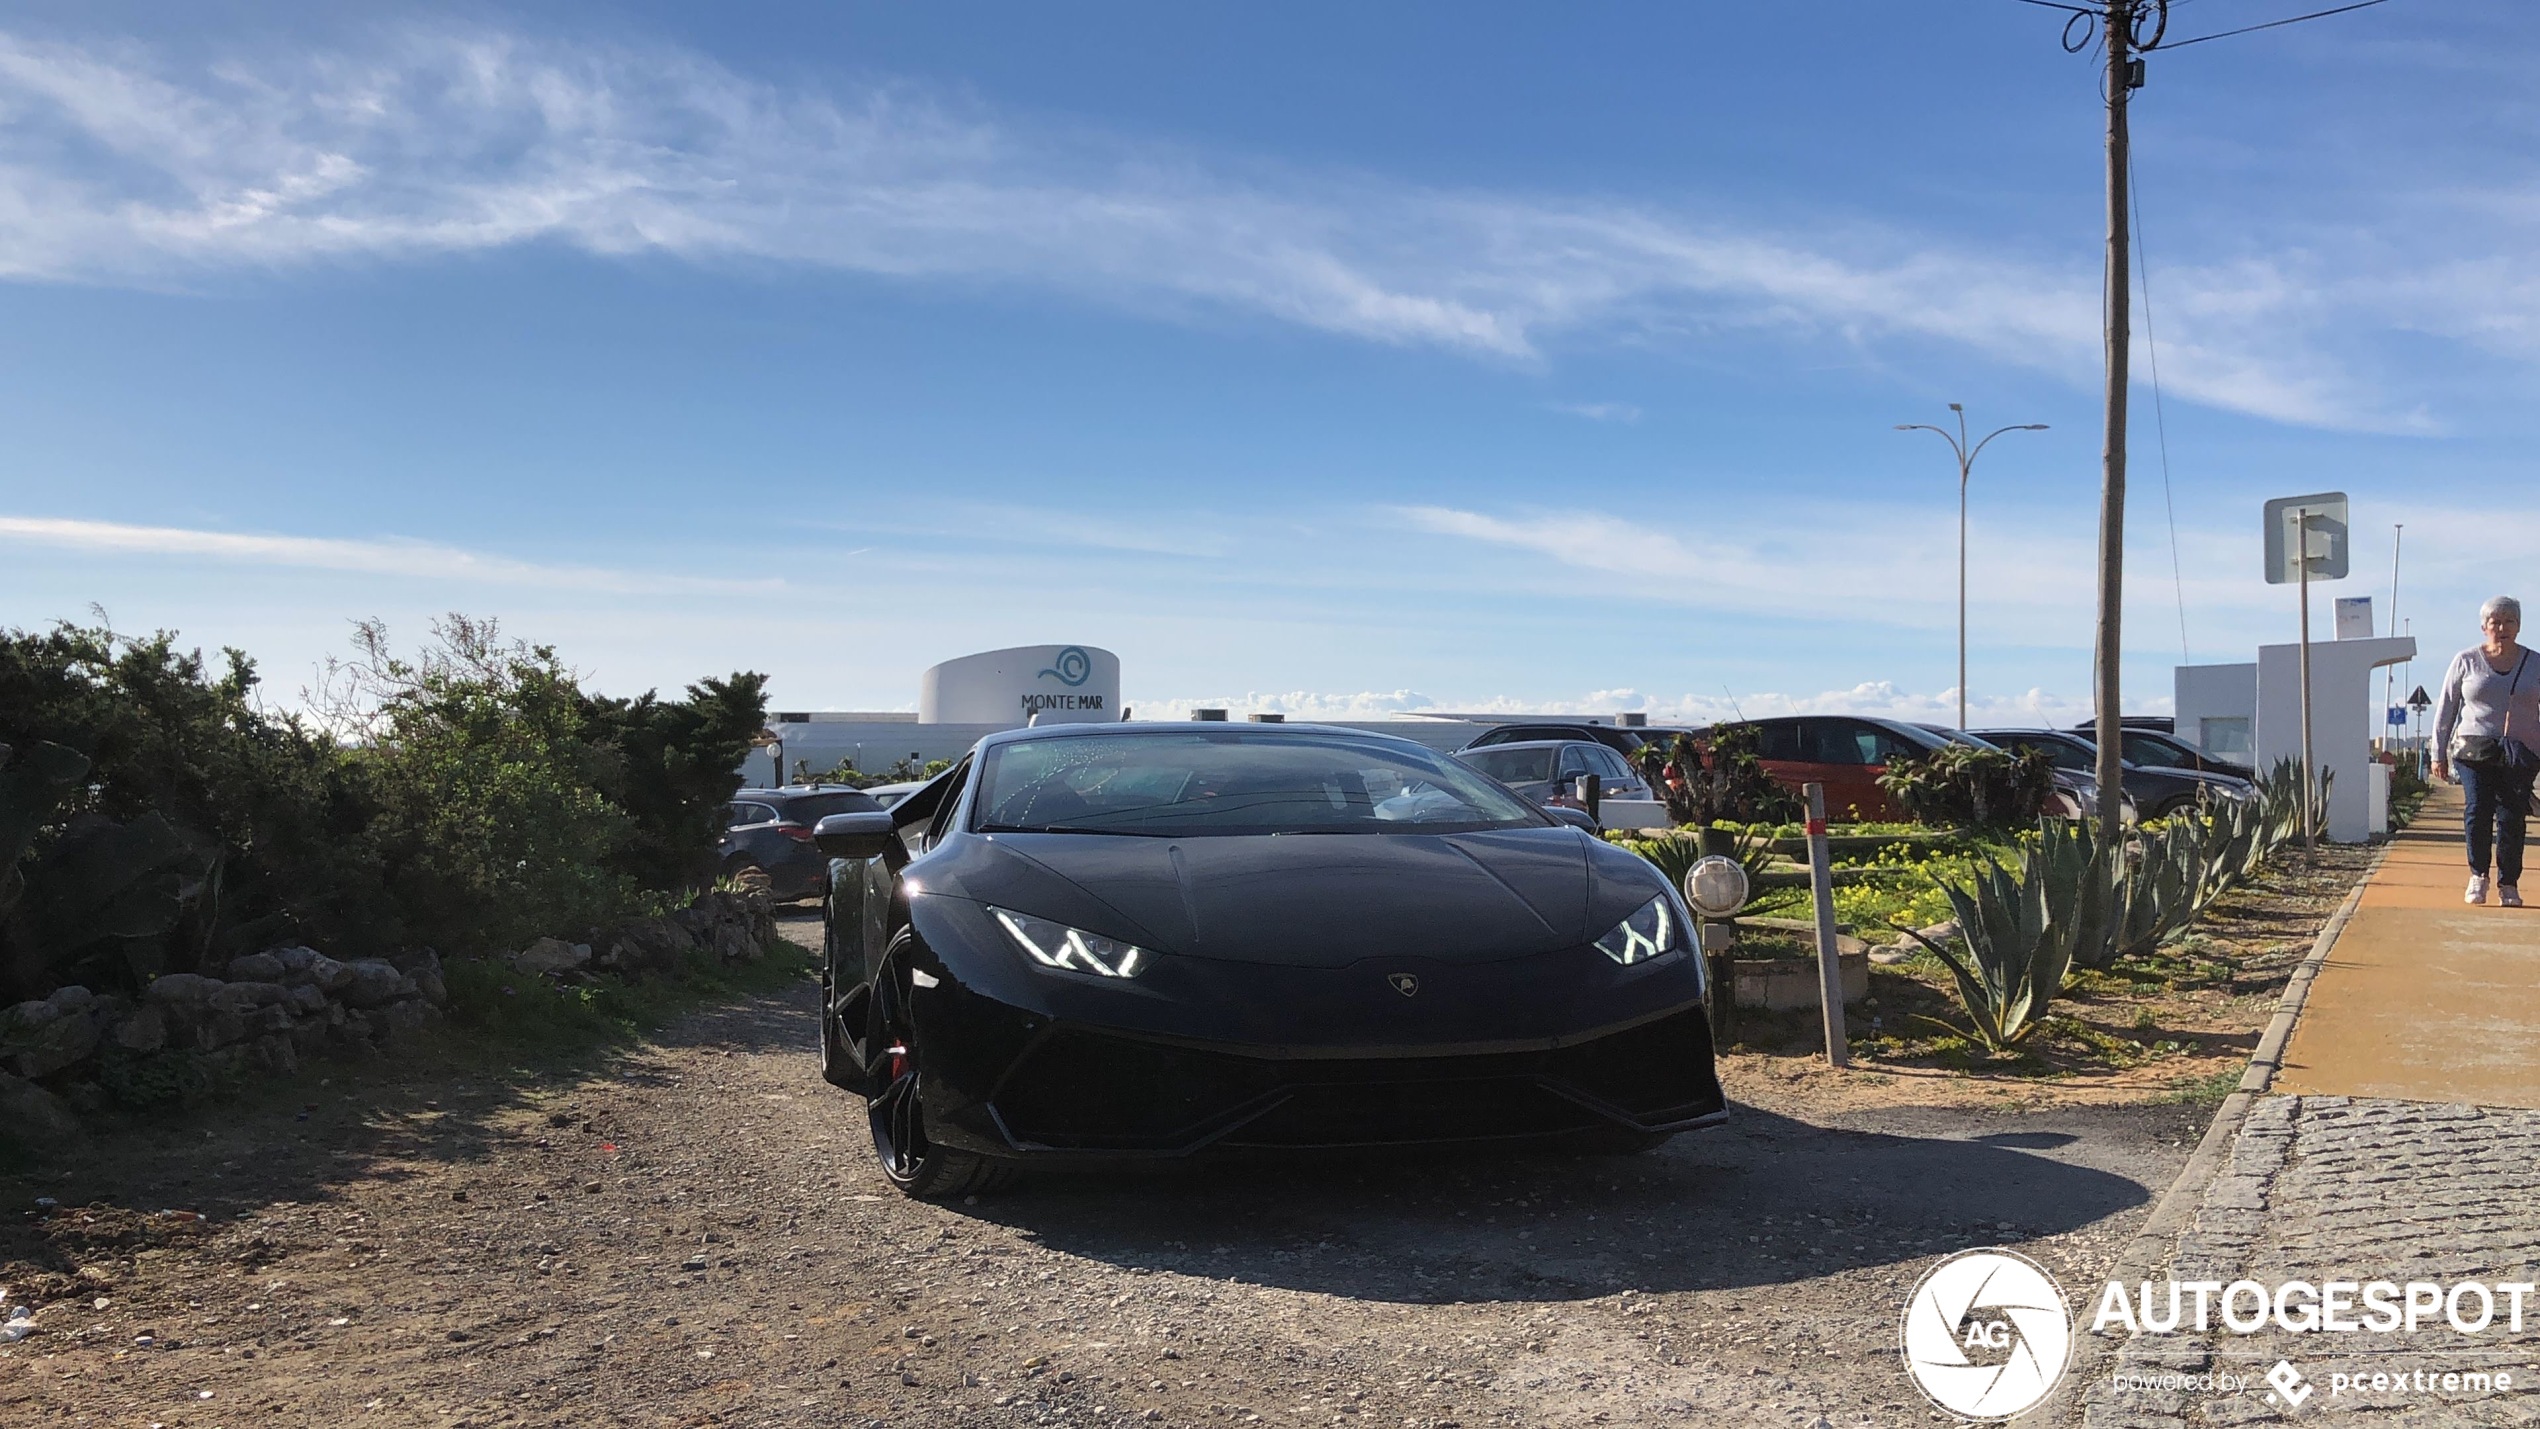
[1454,739,1655,815]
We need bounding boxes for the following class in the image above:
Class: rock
[286,1017,330,1058]
[0,999,59,1033]
[143,974,225,1012]
[285,985,328,1017]
[5,998,100,1080]
[269,945,319,974]
[289,954,353,994]
[512,938,593,978]
[0,1071,80,1143]
[380,999,428,1040]
[45,985,95,1014]
[224,952,286,983]
[340,959,412,1010]
[211,981,290,1012]
[388,949,447,1005]
[249,1034,297,1075]
[194,1008,250,1051]
[111,1006,167,1055]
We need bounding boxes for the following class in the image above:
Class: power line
[2128,151,2192,669]
[2159,0,2393,49]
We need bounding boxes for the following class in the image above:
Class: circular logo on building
[1037,646,1093,686]
[1899,1248,2071,1420]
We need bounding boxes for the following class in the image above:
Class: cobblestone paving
[2083,1096,2540,1425]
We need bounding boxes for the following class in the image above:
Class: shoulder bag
[2452,650,2534,771]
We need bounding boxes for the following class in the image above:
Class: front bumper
[899,900,1726,1159]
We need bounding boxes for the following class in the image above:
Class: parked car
[2064,723,2255,783]
[1461,722,1689,757]
[1915,725,2112,822]
[1453,739,1655,816]
[1685,715,1971,822]
[811,723,1723,1198]
[721,786,886,900]
[1970,730,2254,820]
[858,781,927,810]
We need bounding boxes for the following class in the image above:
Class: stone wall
[0,891,779,1146]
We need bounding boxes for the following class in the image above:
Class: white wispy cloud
[1547,401,1643,423]
[0,25,2480,429]
[0,515,774,595]
[1129,684,2109,728]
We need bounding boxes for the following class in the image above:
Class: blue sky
[0,1,2527,726]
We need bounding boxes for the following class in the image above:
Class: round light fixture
[1683,854,1749,919]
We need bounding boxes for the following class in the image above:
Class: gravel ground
[1,913,2218,1428]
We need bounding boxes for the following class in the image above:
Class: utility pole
[2382,523,2403,755]
[2092,0,2143,849]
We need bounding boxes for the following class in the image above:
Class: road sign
[2388,707,2407,727]
[2263,492,2350,584]
[2408,685,2432,711]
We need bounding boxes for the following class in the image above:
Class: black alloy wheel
[864,930,1015,1200]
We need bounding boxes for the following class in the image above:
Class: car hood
[925,827,1663,969]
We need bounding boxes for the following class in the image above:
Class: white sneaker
[2505,886,2525,908]
[2468,875,2490,905]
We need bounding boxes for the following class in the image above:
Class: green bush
[0,615,769,996]
[1875,743,2056,829]
[1632,726,1795,827]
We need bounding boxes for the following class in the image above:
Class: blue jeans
[2459,760,2535,884]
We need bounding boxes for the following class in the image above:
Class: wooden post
[1804,782,1848,1067]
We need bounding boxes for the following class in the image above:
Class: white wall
[2175,663,2257,762]
[920,644,1122,725]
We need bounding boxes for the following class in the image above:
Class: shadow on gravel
[0,975,824,1283]
[956,1100,2173,1304]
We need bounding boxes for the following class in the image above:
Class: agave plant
[1905,850,2084,1051]
[2031,816,2121,971]
[2193,797,2260,911]
[2110,817,2207,961]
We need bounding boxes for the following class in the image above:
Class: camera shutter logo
[1899,1249,2072,1419]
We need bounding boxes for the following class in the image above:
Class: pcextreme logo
[1900,1248,2074,1419]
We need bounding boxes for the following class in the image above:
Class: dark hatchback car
[721,787,886,900]
[812,724,1723,1198]
[1972,730,2254,820]
[2066,723,2255,783]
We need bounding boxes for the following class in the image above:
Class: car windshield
[1460,747,1555,785]
[975,732,1546,836]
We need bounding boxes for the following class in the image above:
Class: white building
[743,645,1654,785]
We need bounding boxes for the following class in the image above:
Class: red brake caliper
[883,1044,910,1082]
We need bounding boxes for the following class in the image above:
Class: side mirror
[1545,805,1600,833]
[814,810,898,860]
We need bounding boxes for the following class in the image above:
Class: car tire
[866,929,1018,1200]
[2151,796,2198,821]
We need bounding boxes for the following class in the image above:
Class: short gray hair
[2484,595,2523,624]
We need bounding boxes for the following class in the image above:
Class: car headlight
[1593,894,1688,967]
[992,908,1152,978]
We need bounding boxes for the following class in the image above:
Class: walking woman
[2434,596,2540,905]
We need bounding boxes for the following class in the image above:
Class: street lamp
[1894,404,2049,729]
